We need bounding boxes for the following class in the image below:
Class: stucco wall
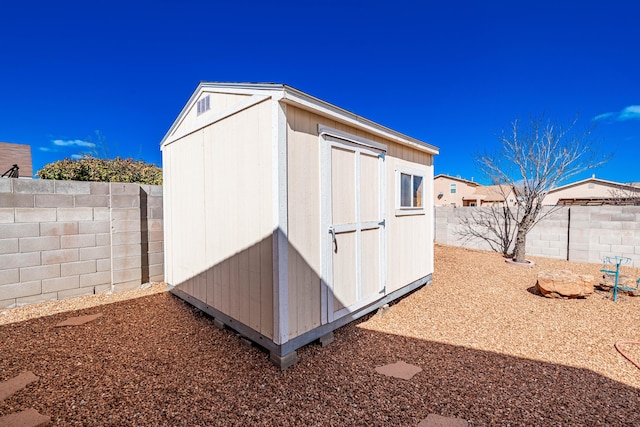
[0,142,32,178]
[434,175,478,207]
[0,178,163,308]
[435,206,640,267]
[544,181,627,205]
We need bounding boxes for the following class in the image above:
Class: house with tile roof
[463,184,519,207]
[434,174,480,207]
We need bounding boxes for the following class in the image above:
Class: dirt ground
[1,244,639,426]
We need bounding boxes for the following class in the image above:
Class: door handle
[328,226,338,253]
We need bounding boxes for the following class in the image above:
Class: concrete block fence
[435,205,640,267]
[0,178,163,308]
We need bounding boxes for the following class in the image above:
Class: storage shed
[161,82,439,368]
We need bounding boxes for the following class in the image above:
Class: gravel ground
[1,244,640,426]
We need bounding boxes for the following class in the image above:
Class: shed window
[400,173,412,206]
[400,173,423,208]
[197,95,210,115]
[396,167,425,216]
[450,183,457,194]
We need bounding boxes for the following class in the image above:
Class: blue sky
[1,0,639,184]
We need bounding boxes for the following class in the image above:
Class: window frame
[450,183,457,194]
[395,166,426,216]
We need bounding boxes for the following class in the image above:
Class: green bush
[37,156,162,185]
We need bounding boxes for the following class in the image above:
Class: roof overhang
[160,82,439,155]
[279,85,439,155]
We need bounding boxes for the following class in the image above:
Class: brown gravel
[1,244,639,426]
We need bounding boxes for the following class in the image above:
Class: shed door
[321,135,386,323]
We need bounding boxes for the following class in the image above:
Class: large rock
[536,270,594,298]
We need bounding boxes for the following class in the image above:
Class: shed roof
[161,82,439,155]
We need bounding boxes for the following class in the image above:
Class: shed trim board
[161,82,438,368]
[318,125,388,152]
[272,98,289,345]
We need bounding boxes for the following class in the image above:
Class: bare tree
[607,185,640,205]
[458,204,516,256]
[476,116,608,263]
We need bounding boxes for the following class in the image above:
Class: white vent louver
[197,95,210,116]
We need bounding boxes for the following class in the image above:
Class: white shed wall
[286,106,323,339]
[163,99,274,338]
[385,144,435,292]
[174,92,251,141]
[285,106,435,339]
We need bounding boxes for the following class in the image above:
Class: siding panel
[168,98,274,336]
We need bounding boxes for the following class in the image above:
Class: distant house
[434,175,518,207]
[434,174,480,207]
[464,184,519,207]
[0,142,32,178]
[544,176,640,205]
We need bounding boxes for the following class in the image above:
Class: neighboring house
[161,82,439,369]
[464,184,519,207]
[544,176,640,205]
[434,174,480,207]
[0,142,32,178]
[434,175,518,207]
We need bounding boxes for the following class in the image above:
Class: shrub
[37,156,162,185]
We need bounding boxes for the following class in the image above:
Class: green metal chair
[601,256,640,302]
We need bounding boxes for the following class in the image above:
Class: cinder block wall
[435,205,640,267]
[0,178,163,308]
[569,206,640,266]
[434,206,497,252]
[523,208,569,260]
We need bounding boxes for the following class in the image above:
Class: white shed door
[321,135,386,323]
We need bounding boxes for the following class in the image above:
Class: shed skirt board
[322,136,386,324]
[168,274,431,369]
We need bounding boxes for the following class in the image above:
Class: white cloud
[51,139,96,148]
[38,146,58,152]
[593,105,640,122]
[593,112,615,121]
[619,105,640,120]
[71,154,84,160]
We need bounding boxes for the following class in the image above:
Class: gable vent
[197,95,210,116]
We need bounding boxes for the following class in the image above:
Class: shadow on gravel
[525,285,543,296]
[0,292,638,426]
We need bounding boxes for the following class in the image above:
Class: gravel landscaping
[1,244,640,426]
